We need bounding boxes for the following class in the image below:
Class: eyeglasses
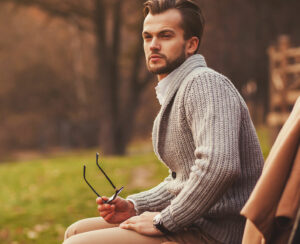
[83,153,124,203]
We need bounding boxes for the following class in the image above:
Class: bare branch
[1,0,95,31]
[2,0,94,18]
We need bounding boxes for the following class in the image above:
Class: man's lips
[149,54,164,62]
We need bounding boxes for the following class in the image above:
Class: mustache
[148,52,167,61]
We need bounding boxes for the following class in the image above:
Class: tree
[1,0,153,155]
[1,0,300,155]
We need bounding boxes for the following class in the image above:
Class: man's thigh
[64,217,220,244]
[64,217,118,240]
[63,225,166,244]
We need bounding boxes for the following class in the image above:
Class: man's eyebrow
[159,29,175,35]
[142,29,175,37]
[142,31,151,36]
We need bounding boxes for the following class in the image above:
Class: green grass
[256,126,272,159]
[0,150,169,244]
[0,128,271,244]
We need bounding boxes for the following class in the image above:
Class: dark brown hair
[143,0,205,51]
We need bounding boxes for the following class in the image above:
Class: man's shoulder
[179,66,245,106]
[181,66,233,92]
[188,66,229,83]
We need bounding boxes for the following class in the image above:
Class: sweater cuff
[160,206,180,232]
[127,187,175,215]
[126,195,149,215]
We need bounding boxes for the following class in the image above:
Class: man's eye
[162,34,172,38]
[143,35,152,40]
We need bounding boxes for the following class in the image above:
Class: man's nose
[150,38,160,51]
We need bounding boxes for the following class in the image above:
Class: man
[64,0,263,243]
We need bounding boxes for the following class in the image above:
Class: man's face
[142,9,188,79]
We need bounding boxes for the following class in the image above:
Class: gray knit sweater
[127,54,264,244]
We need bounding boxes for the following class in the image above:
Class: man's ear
[186,36,199,55]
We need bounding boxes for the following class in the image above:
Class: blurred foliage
[0,0,299,155]
[0,0,152,155]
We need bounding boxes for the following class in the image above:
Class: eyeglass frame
[83,153,124,204]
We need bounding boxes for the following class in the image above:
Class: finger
[96,197,101,204]
[97,205,115,212]
[107,197,119,205]
[96,196,109,204]
[111,196,121,203]
[98,204,114,212]
[104,211,115,222]
[121,220,128,225]
[98,205,115,215]
[121,216,137,226]
[120,223,136,231]
[102,196,109,202]
[96,196,108,204]
[126,216,138,223]
[99,210,113,218]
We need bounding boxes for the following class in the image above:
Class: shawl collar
[153,54,207,161]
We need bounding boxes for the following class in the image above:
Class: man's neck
[157,73,168,81]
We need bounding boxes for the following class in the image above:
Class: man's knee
[63,234,81,244]
[64,220,83,240]
[64,217,117,241]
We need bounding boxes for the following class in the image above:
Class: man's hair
[143,0,205,52]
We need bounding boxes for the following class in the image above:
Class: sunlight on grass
[0,150,168,244]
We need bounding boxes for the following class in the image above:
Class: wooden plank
[271,70,285,90]
[268,36,300,118]
[285,63,300,74]
[268,50,283,61]
[268,47,300,61]
[286,47,300,57]
[286,90,300,103]
[270,91,300,107]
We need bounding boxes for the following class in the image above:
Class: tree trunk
[94,0,122,154]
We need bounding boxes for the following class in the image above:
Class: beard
[146,47,186,75]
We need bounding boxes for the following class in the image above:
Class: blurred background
[0,0,300,157]
[0,0,299,243]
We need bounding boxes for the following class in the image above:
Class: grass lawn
[0,128,270,244]
[0,150,169,244]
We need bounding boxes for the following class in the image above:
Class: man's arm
[97,174,175,224]
[126,174,175,214]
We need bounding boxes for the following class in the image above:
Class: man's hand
[96,196,136,224]
[119,211,164,236]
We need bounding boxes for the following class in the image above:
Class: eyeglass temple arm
[83,165,101,197]
[96,153,117,190]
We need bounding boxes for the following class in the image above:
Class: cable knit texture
[127,54,264,244]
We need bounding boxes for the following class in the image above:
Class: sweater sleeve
[160,72,242,232]
[126,174,175,214]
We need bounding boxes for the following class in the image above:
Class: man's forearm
[127,175,175,214]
